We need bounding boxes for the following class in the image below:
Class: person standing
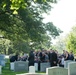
[69,51,74,60]
[28,51,35,66]
[10,53,19,62]
[49,50,58,67]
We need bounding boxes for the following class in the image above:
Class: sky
[43,0,76,35]
[43,0,76,44]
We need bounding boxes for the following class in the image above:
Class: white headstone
[68,62,76,75]
[34,63,38,71]
[0,65,2,74]
[16,73,45,75]
[10,62,14,70]
[64,60,74,68]
[29,66,35,73]
[16,74,25,75]
[14,61,28,72]
[40,63,50,72]
[0,54,5,66]
[25,73,45,75]
[46,67,68,75]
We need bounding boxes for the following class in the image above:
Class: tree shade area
[0,0,62,54]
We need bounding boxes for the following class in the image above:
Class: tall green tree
[66,26,76,54]
[0,0,60,40]
[0,0,61,53]
[52,36,67,53]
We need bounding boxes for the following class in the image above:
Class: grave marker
[16,73,45,75]
[46,67,68,75]
[64,60,74,68]
[0,54,5,66]
[40,62,50,72]
[14,61,28,72]
[29,66,35,73]
[68,62,76,75]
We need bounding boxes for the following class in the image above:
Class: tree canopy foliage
[52,36,66,53]
[66,26,76,54]
[0,0,62,54]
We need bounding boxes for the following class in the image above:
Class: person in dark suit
[28,50,35,66]
[40,52,45,62]
[49,50,53,67]
[10,56,16,62]
[10,53,19,62]
[49,50,58,67]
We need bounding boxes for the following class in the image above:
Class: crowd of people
[28,49,74,67]
[10,49,74,70]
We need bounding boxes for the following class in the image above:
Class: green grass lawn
[2,69,26,75]
[2,62,27,75]
[2,62,45,75]
[2,70,44,75]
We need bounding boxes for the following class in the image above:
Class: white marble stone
[0,65,2,74]
[25,73,45,75]
[14,61,28,72]
[29,66,35,73]
[40,62,50,72]
[10,62,14,70]
[68,62,76,75]
[34,63,38,71]
[64,60,74,68]
[16,73,45,75]
[16,74,25,75]
[46,66,68,75]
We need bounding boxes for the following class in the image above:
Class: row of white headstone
[10,60,74,72]
[16,62,76,75]
[10,61,50,72]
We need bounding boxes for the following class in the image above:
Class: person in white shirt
[59,55,64,67]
